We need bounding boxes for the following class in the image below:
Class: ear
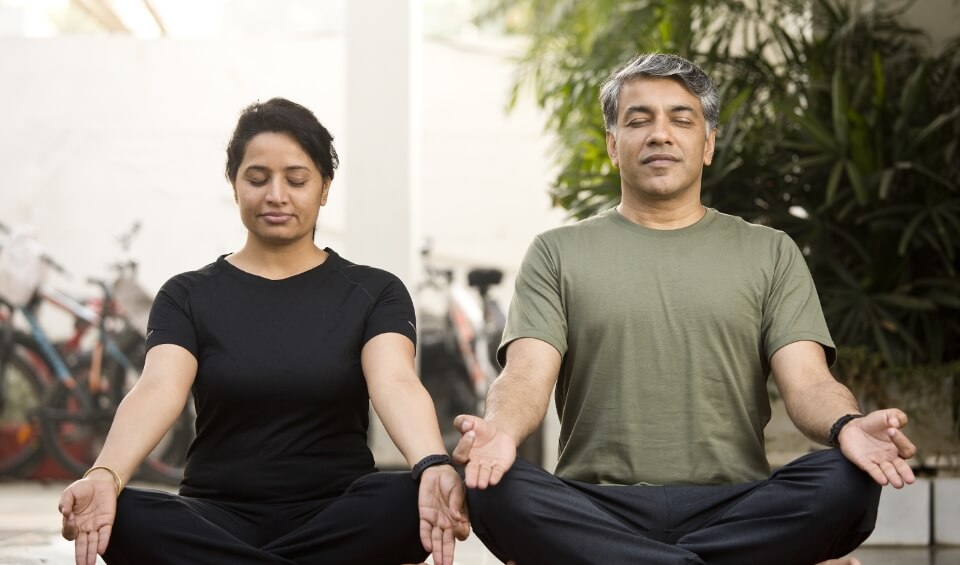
[703,128,717,166]
[319,178,332,206]
[231,184,238,203]
[605,130,619,168]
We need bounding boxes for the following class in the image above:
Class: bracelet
[411,454,453,481]
[82,466,123,497]
[827,413,864,448]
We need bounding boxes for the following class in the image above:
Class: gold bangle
[82,466,123,497]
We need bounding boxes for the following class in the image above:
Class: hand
[839,408,917,488]
[417,464,469,565]
[59,475,118,565]
[452,414,517,489]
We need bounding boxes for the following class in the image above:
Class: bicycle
[0,223,193,483]
[416,241,543,463]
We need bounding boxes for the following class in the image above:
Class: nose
[646,117,673,145]
[265,177,288,204]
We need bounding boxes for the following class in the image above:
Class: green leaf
[831,69,849,148]
[826,160,845,205]
[844,160,868,205]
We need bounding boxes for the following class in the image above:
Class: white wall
[0,34,566,293]
[0,32,568,467]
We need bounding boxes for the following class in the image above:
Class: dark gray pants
[468,449,880,565]
[103,471,426,565]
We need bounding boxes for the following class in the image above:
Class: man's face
[606,77,716,202]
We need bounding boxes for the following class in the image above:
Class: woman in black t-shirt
[58,98,469,565]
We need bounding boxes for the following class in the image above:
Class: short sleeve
[497,235,568,366]
[363,276,417,347]
[762,233,836,366]
[145,276,199,359]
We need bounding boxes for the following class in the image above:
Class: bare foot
[816,558,861,565]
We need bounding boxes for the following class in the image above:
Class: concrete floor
[1,480,955,564]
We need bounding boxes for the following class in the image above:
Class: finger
[477,464,493,490]
[75,531,87,565]
[489,465,506,487]
[87,531,100,565]
[880,461,903,488]
[894,459,916,486]
[453,414,475,433]
[886,408,908,429]
[455,517,471,541]
[62,514,78,541]
[59,489,75,517]
[98,524,112,556]
[442,524,455,565]
[863,462,888,486]
[452,431,476,465]
[448,480,465,520]
[431,525,443,565]
[419,518,433,553]
[463,459,480,489]
[888,428,917,459]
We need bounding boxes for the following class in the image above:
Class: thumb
[454,414,477,433]
[58,489,75,517]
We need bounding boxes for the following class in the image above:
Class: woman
[58,98,468,565]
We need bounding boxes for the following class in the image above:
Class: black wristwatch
[828,413,864,447]
[411,454,453,481]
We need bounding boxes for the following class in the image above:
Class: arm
[361,332,468,565]
[453,337,560,489]
[771,340,916,488]
[59,344,196,565]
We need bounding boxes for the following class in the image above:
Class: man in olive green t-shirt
[453,53,917,565]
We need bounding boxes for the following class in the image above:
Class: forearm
[370,374,447,466]
[483,366,552,446]
[782,379,861,444]
[772,341,861,445]
[91,379,190,485]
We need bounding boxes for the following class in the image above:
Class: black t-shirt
[145,249,417,503]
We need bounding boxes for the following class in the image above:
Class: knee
[819,450,880,512]
[466,460,552,529]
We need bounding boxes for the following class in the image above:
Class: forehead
[617,76,703,117]
[241,131,313,166]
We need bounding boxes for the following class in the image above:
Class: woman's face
[232,132,331,247]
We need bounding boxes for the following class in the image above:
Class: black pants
[103,471,426,565]
[468,449,880,565]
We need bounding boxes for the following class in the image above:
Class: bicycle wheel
[0,341,46,477]
[39,358,115,477]
[137,394,194,485]
[111,328,194,485]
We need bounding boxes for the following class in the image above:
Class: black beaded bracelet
[828,413,864,447]
[411,454,453,481]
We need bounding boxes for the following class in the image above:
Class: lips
[641,153,680,164]
[260,212,293,223]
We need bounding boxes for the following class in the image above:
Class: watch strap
[411,454,453,481]
[828,413,864,447]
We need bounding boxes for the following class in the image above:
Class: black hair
[225,97,340,183]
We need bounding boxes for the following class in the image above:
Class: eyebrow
[623,104,699,117]
[243,165,312,173]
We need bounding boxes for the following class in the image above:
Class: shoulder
[158,258,223,297]
[708,209,798,251]
[328,250,410,300]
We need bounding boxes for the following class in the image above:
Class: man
[453,53,916,565]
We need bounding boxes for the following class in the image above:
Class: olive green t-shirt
[499,207,835,486]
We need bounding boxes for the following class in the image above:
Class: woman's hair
[225,97,340,183]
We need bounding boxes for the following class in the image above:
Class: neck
[616,191,705,230]
[228,237,328,280]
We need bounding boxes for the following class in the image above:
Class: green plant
[483,0,960,365]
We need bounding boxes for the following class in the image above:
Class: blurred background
[0,0,959,560]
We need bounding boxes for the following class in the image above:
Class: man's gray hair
[599,53,720,134]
